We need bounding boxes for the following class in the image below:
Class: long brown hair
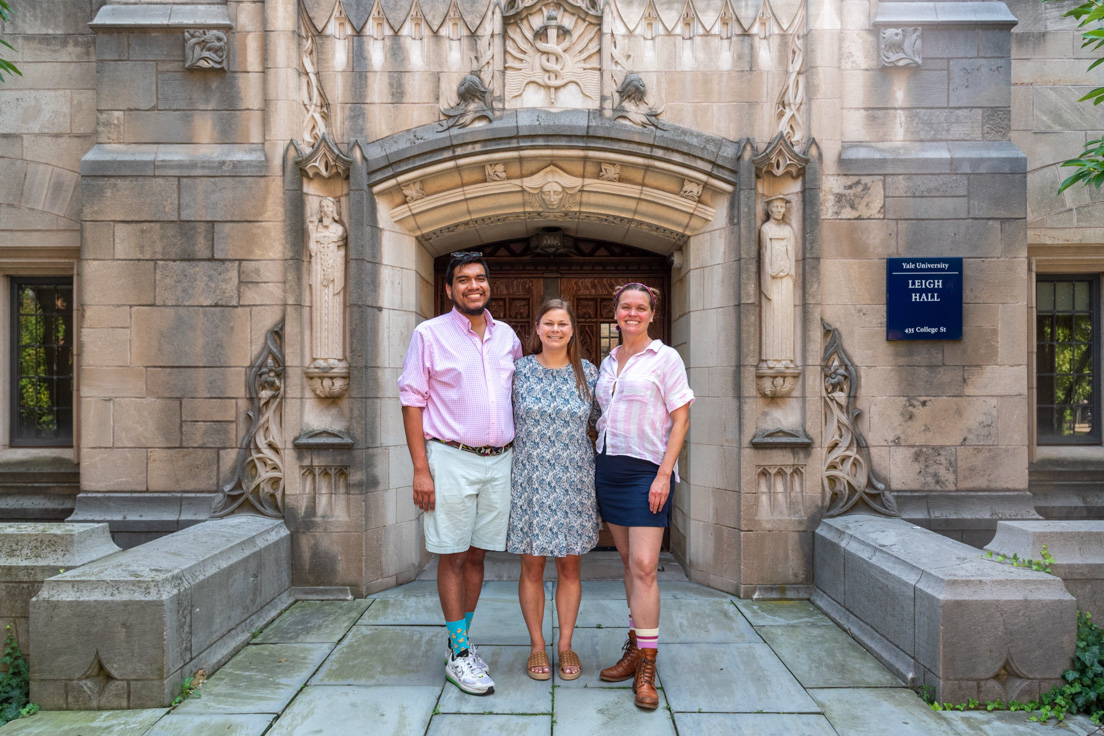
[527,299,590,401]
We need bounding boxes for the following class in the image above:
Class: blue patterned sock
[446,619,469,655]
[465,611,474,632]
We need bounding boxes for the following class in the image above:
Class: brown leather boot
[599,631,639,682]
[633,647,659,710]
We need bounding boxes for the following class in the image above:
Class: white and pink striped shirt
[595,340,695,480]
[398,308,523,448]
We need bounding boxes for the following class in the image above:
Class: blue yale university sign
[886,258,963,341]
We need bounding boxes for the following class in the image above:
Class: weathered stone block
[156,262,240,305]
[131,308,251,367]
[214,222,285,259]
[30,516,291,709]
[0,91,71,134]
[96,62,156,110]
[179,177,283,221]
[813,514,1076,703]
[0,523,119,661]
[81,261,155,306]
[83,177,178,222]
[79,448,147,492]
[157,72,264,111]
[147,449,218,491]
[987,520,1104,618]
[123,111,265,145]
[115,222,213,260]
[114,398,181,448]
[822,176,885,219]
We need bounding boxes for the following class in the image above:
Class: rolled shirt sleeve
[398,328,430,408]
[661,350,695,413]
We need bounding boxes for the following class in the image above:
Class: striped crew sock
[636,627,659,650]
[446,619,470,655]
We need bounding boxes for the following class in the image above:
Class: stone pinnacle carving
[293,132,352,180]
[212,321,285,519]
[821,321,897,518]
[184,29,228,71]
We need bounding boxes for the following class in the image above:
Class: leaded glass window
[11,278,74,446]
[1036,277,1098,443]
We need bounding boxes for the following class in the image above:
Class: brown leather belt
[430,438,512,456]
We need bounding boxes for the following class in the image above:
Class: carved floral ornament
[212,322,286,519]
[184,29,228,71]
[821,321,897,518]
[880,27,922,67]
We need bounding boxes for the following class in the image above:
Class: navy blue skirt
[595,450,673,528]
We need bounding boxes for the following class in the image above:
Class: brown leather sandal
[558,649,582,681]
[527,650,551,681]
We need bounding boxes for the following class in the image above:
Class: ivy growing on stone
[0,625,37,726]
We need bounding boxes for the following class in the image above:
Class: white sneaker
[445,650,495,696]
[469,642,489,675]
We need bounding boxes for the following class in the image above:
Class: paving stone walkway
[1,575,1098,735]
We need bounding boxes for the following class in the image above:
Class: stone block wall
[811,1,1031,540]
[74,144,284,543]
[0,0,93,254]
[1007,0,1104,244]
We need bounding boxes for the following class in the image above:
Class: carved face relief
[769,200,787,221]
[521,165,582,211]
[540,183,566,210]
[320,197,336,224]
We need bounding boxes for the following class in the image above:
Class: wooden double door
[435,238,670,361]
[434,237,671,549]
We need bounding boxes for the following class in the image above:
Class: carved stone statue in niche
[305,196,350,398]
[757,195,800,397]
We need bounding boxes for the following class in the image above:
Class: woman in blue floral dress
[507,299,600,682]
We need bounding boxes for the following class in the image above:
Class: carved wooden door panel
[435,275,542,348]
[560,276,669,365]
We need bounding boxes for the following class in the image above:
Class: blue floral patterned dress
[507,355,601,557]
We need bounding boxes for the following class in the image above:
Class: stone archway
[340,113,748,587]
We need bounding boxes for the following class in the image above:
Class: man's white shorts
[423,441,512,554]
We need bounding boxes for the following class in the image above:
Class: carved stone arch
[355,113,741,255]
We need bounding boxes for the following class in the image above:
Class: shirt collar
[610,339,662,360]
[449,306,495,337]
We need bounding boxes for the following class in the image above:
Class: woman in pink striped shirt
[594,283,694,710]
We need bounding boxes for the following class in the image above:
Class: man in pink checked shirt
[398,250,522,697]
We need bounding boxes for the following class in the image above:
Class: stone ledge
[0,523,120,661]
[893,491,1041,547]
[67,492,217,548]
[873,2,1018,27]
[813,514,1076,703]
[840,141,1026,175]
[89,4,232,30]
[30,515,291,709]
[987,520,1104,617]
[81,144,267,178]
